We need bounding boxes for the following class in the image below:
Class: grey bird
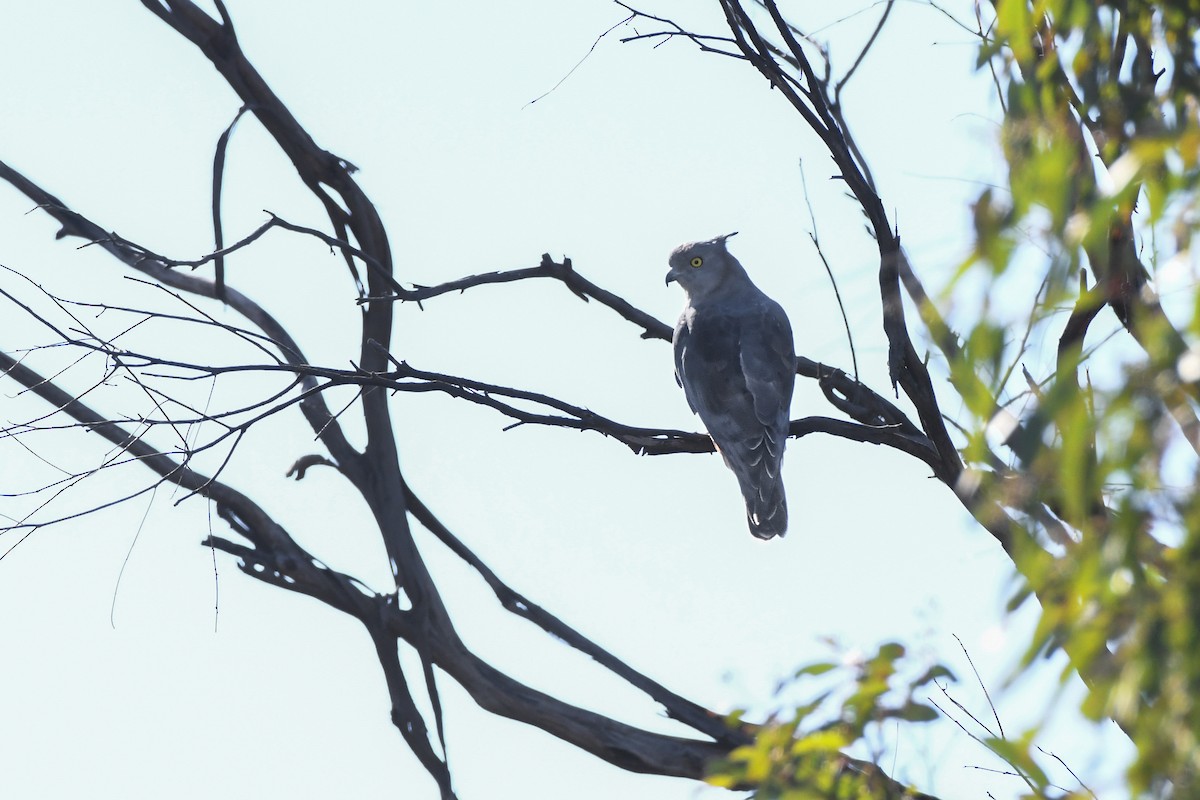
[666,233,796,539]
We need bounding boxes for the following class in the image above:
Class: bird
[665,233,796,539]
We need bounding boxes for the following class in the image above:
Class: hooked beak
[665,270,677,286]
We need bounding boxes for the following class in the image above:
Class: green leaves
[706,643,949,797]
[958,2,1200,794]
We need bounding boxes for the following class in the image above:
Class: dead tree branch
[0,2,969,798]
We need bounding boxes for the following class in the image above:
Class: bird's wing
[675,300,794,438]
[674,310,746,424]
[737,299,796,454]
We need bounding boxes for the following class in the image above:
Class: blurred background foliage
[707,642,951,799]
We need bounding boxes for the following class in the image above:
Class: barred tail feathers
[715,425,789,539]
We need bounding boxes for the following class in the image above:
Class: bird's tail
[713,423,790,539]
[742,472,788,539]
[722,427,788,539]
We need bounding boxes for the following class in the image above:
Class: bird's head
[665,232,743,300]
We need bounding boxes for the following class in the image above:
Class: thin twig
[799,160,858,379]
[834,0,894,94]
[526,10,635,107]
[1037,746,1099,800]
[953,632,1003,738]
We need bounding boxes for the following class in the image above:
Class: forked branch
[0,2,968,798]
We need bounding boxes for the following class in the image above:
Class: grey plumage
[666,233,796,539]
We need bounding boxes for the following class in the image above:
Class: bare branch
[400,476,754,749]
[615,2,746,59]
[370,253,674,341]
[0,3,1010,797]
[210,104,251,301]
[834,0,895,95]
[526,8,637,107]
[369,630,457,800]
[798,160,858,379]
[2,346,764,784]
[0,160,361,471]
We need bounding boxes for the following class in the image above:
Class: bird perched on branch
[666,233,796,539]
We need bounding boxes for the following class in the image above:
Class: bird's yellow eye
[690,257,703,268]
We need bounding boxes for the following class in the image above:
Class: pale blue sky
[1,2,1131,799]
